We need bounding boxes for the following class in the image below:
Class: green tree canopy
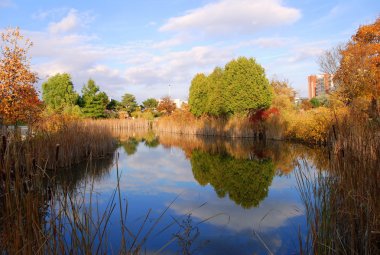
[142,98,158,109]
[224,57,272,114]
[188,57,273,117]
[205,67,227,116]
[42,73,79,112]
[106,99,123,111]
[310,95,329,108]
[81,79,109,118]
[121,93,138,114]
[189,73,208,117]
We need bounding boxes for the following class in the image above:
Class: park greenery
[0,17,379,255]
[39,73,169,119]
[188,57,273,117]
[42,73,80,115]
[0,18,379,143]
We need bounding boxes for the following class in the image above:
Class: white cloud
[238,37,297,48]
[279,43,326,64]
[48,9,94,34]
[123,45,234,99]
[160,0,301,37]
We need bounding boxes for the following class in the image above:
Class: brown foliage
[0,28,41,125]
[157,96,176,115]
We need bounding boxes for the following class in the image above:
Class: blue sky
[1,0,379,102]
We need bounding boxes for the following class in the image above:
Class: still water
[56,132,327,254]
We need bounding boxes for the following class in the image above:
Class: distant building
[308,74,334,99]
[173,99,188,108]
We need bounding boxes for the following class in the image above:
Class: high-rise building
[308,74,334,99]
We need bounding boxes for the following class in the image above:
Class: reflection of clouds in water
[87,143,304,235]
[126,146,193,182]
[62,141,309,254]
[169,190,304,233]
[91,146,195,194]
[269,174,296,190]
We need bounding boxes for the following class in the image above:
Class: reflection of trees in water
[113,130,328,176]
[265,141,329,175]
[157,133,328,175]
[191,150,275,209]
[50,153,116,191]
[120,131,159,155]
[121,137,139,155]
[0,148,117,253]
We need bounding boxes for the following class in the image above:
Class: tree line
[41,73,165,119]
[1,17,378,125]
[0,26,179,125]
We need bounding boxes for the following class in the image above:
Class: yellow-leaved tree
[335,17,380,104]
[0,27,41,125]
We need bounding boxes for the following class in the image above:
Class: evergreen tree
[121,93,138,114]
[81,79,109,118]
[224,57,273,114]
[205,67,227,116]
[142,98,158,109]
[188,73,208,117]
[107,99,122,111]
[188,57,273,117]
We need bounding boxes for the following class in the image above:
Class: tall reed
[1,123,206,254]
[86,119,152,132]
[155,112,264,138]
[296,153,379,254]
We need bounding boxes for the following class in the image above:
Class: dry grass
[0,118,116,252]
[12,121,116,169]
[329,111,380,161]
[296,113,380,255]
[86,118,152,132]
[0,120,207,254]
[155,111,264,138]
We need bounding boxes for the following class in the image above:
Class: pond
[48,132,327,254]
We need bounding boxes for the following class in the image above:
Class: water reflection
[156,133,328,170]
[120,132,160,155]
[191,150,275,208]
[0,147,117,254]
[1,130,331,254]
[52,154,116,190]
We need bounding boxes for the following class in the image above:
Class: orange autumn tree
[157,96,176,115]
[0,27,41,125]
[334,17,380,104]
